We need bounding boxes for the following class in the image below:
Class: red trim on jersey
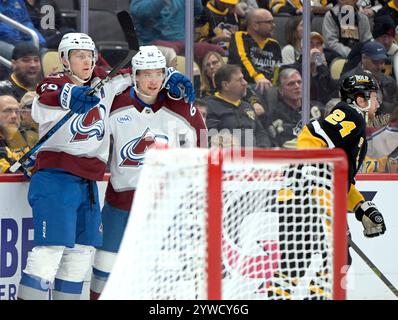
[0,174,28,182]
[105,182,135,211]
[33,151,107,181]
[0,173,111,182]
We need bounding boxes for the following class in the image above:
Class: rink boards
[0,174,397,300]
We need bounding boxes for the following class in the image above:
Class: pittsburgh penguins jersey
[298,101,367,184]
[32,67,132,180]
[195,1,242,51]
[228,31,282,83]
[106,88,207,211]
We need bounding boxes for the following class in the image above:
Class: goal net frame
[101,148,348,300]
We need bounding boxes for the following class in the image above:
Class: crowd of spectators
[0,0,397,174]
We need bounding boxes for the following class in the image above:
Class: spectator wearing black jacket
[205,64,272,148]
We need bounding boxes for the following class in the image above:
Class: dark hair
[285,16,302,48]
[214,64,242,91]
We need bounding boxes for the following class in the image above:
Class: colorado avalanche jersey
[106,88,207,211]
[32,67,132,180]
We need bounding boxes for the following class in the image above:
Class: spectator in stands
[372,15,398,77]
[19,91,38,148]
[25,0,76,50]
[269,0,333,15]
[266,68,324,148]
[0,94,30,173]
[0,0,46,60]
[375,0,398,38]
[357,0,384,16]
[281,16,303,65]
[235,0,259,17]
[0,42,42,101]
[256,0,271,9]
[362,104,398,173]
[228,8,282,96]
[200,51,266,116]
[270,0,304,15]
[205,64,272,147]
[341,41,397,114]
[195,0,242,53]
[309,32,340,104]
[342,14,397,76]
[323,0,373,58]
[312,0,335,15]
[130,0,223,65]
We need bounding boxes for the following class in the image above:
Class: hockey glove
[59,84,100,114]
[355,201,386,238]
[164,67,195,104]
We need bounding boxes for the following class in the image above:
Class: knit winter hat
[12,42,39,60]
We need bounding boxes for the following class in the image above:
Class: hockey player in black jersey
[267,71,386,300]
[298,71,386,240]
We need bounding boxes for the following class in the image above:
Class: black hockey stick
[348,237,398,298]
[10,11,138,175]
[87,11,138,95]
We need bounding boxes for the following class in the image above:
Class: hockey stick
[88,11,138,95]
[348,237,398,298]
[9,11,138,175]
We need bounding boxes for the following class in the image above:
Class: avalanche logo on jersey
[70,104,106,142]
[119,127,169,167]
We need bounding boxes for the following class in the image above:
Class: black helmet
[340,72,378,104]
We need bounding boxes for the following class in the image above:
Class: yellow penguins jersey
[195,1,241,50]
[298,101,367,185]
[228,31,282,83]
[361,155,389,173]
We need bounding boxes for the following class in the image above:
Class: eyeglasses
[206,60,221,68]
[1,108,26,115]
[285,80,302,87]
[255,20,274,24]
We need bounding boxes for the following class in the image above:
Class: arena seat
[41,51,63,77]
[330,58,347,80]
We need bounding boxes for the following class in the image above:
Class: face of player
[135,69,165,97]
[366,91,380,120]
[357,91,380,120]
[68,49,94,82]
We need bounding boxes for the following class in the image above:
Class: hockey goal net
[101,148,348,300]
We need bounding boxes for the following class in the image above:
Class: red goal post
[101,148,348,300]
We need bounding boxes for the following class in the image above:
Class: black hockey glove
[355,201,386,238]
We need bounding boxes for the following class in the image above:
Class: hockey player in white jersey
[89,46,207,299]
[17,33,196,300]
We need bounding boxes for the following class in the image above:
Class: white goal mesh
[101,148,347,300]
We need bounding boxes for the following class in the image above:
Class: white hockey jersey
[105,88,207,211]
[32,67,132,180]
